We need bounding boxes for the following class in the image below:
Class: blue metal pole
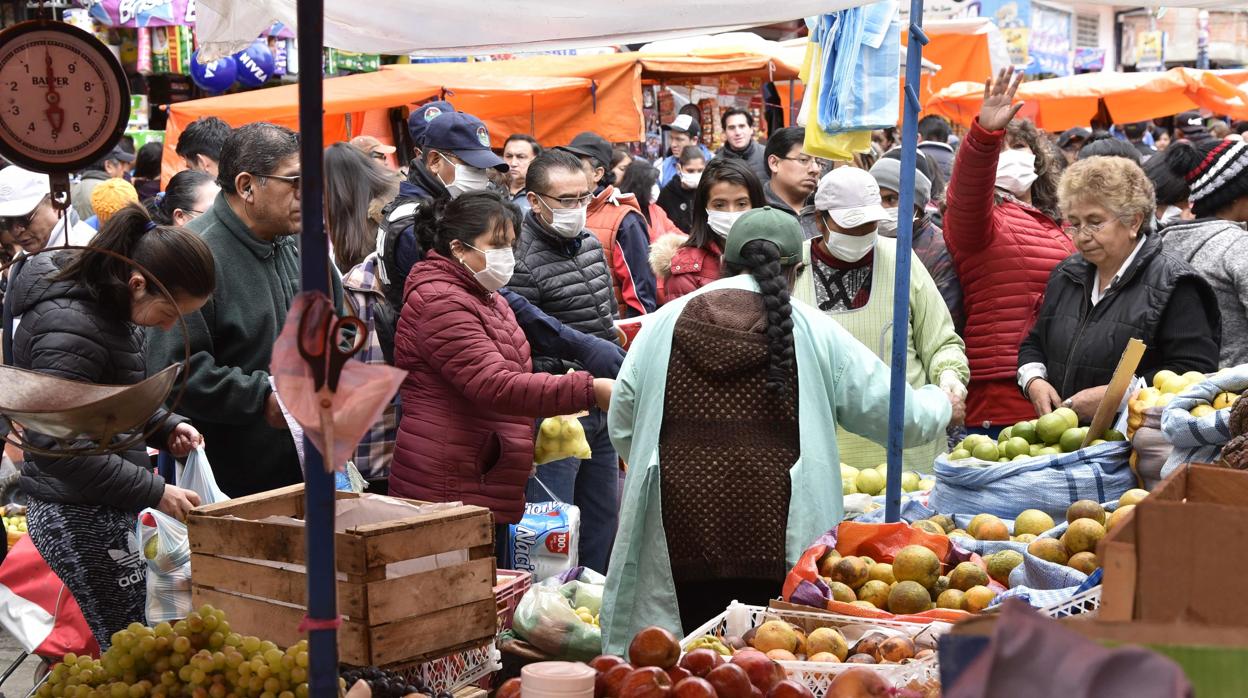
[295,0,339,692]
[884,1,929,523]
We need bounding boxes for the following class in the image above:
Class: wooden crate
[188,484,497,667]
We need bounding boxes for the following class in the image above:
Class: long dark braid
[723,239,796,396]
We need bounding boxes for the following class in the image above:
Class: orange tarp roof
[926,68,1248,131]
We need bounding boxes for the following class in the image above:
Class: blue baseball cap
[407,100,454,147]
[423,111,507,172]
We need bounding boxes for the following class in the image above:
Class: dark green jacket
[146,194,343,496]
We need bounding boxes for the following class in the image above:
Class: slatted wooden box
[187,484,497,667]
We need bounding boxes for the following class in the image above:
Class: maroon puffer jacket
[943,119,1074,426]
[391,252,596,523]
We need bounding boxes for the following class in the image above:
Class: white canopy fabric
[195,0,869,59]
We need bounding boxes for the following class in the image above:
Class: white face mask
[876,208,900,238]
[438,154,491,199]
[680,171,702,189]
[705,209,746,238]
[538,197,588,238]
[650,183,660,202]
[823,216,878,262]
[995,149,1038,197]
[460,243,515,292]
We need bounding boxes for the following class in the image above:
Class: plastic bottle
[521,661,596,698]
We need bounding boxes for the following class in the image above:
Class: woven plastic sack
[511,568,604,661]
[139,447,230,625]
[534,413,592,465]
[929,441,1134,519]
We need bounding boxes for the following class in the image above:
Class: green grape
[173,621,189,636]
[173,637,192,654]
[248,677,264,694]
[120,673,137,687]
[186,614,205,635]
[261,679,280,695]
[190,688,208,698]
[258,642,277,656]
[118,656,134,671]
[170,654,187,670]
[277,692,293,698]
[293,685,307,698]
[128,683,146,698]
[190,669,207,685]
[178,666,194,683]
[241,638,261,655]
[254,665,271,681]
[293,653,307,670]
[224,634,242,648]
[154,622,173,637]
[52,684,65,698]
[208,633,225,651]
[259,692,276,698]
[203,614,219,632]
[288,669,305,685]
[209,686,226,698]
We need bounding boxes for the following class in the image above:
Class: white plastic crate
[680,602,945,694]
[1040,585,1102,619]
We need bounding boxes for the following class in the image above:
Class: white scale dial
[0,21,129,173]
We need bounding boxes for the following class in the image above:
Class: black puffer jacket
[10,252,185,512]
[509,211,619,350]
[1018,234,1222,397]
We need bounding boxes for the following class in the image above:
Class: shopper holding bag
[8,204,212,649]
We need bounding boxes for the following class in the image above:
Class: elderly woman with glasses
[1018,156,1221,421]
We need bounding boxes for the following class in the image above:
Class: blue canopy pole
[295,0,340,693]
[884,0,929,523]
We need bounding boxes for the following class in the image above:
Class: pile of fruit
[338,667,449,698]
[1018,493,1146,575]
[817,542,997,615]
[1128,370,1239,435]
[498,625,935,698]
[949,407,1125,463]
[36,606,314,698]
[841,464,933,497]
[4,506,26,538]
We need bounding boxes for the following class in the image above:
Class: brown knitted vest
[660,289,800,584]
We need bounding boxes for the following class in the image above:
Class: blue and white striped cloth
[1161,364,1248,477]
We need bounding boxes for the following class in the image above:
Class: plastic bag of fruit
[138,447,230,625]
[511,568,605,661]
[1160,365,1248,477]
[534,412,592,465]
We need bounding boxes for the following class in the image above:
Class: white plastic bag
[140,446,229,625]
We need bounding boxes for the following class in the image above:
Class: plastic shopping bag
[140,446,230,625]
[534,413,592,465]
[511,568,605,661]
[506,479,580,581]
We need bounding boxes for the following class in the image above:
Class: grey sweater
[1160,219,1248,367]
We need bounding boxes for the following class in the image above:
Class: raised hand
[978,67,1025,132]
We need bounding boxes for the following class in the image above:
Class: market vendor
[1018,155,1221,421]
[601,207,953,649]
[794,166,968,472]
[942,69,1072,435]
[11,204,210,649]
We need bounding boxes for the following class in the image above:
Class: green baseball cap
[723,206,805,266]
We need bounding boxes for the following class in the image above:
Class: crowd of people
[1,66,1245,649]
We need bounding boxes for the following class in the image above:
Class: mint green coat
[600,275,952,653]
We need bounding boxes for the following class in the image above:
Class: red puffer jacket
[944,119,1074,427]
[391,252,596,523]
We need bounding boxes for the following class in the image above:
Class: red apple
[750,688,763,698]
[826,667,890,697]
[679,649,725,678]
[592,655,628,673]
[603,663,636,698]
[666,666,693,685]
[767,680,814,698]
[706,663,753,698]
[671,677,717,698]
[630,627,682,669]
[619,667,673,698]
[497,678,522,698]
[730,651,786,694]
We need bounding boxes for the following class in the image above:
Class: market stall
[926,66,1248,131]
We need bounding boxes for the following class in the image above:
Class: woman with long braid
[599,207,955,651]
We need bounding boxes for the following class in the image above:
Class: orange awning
[926,67,1248,131]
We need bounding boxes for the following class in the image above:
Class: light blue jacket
[600,275,951,653]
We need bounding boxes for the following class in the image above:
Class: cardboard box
[188,485,497,668]
[1098,464,1248,625]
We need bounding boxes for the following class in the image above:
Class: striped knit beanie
[1184,139,1248,218]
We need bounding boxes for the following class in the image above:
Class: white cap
[0,166,51,218]
[662,113,699,135]
[814,167,889,228]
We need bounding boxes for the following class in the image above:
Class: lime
[1059,426,1089,453]
[1012,421,1038,444]
[998,426,1013,442]
[1012,454,1029,461]
[1029,444,1043,457]
[971,441,1000,461]
[1103,428,1126,442]
[856,468,885,496]
[1037,413,1068,445]
[1004,436,1031,459]
[843,478,858,495]
[1089,439,1107,446]
[901,471,921,492]
[949,448,972,461]
[1038,446,1062,456]
[1053,407,1079,430]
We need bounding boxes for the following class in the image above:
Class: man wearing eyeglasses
[146,122,343,498]
[349,135,398,171]
[763,127,822,239]
[510,148,622,575]
[1,166,97,365]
